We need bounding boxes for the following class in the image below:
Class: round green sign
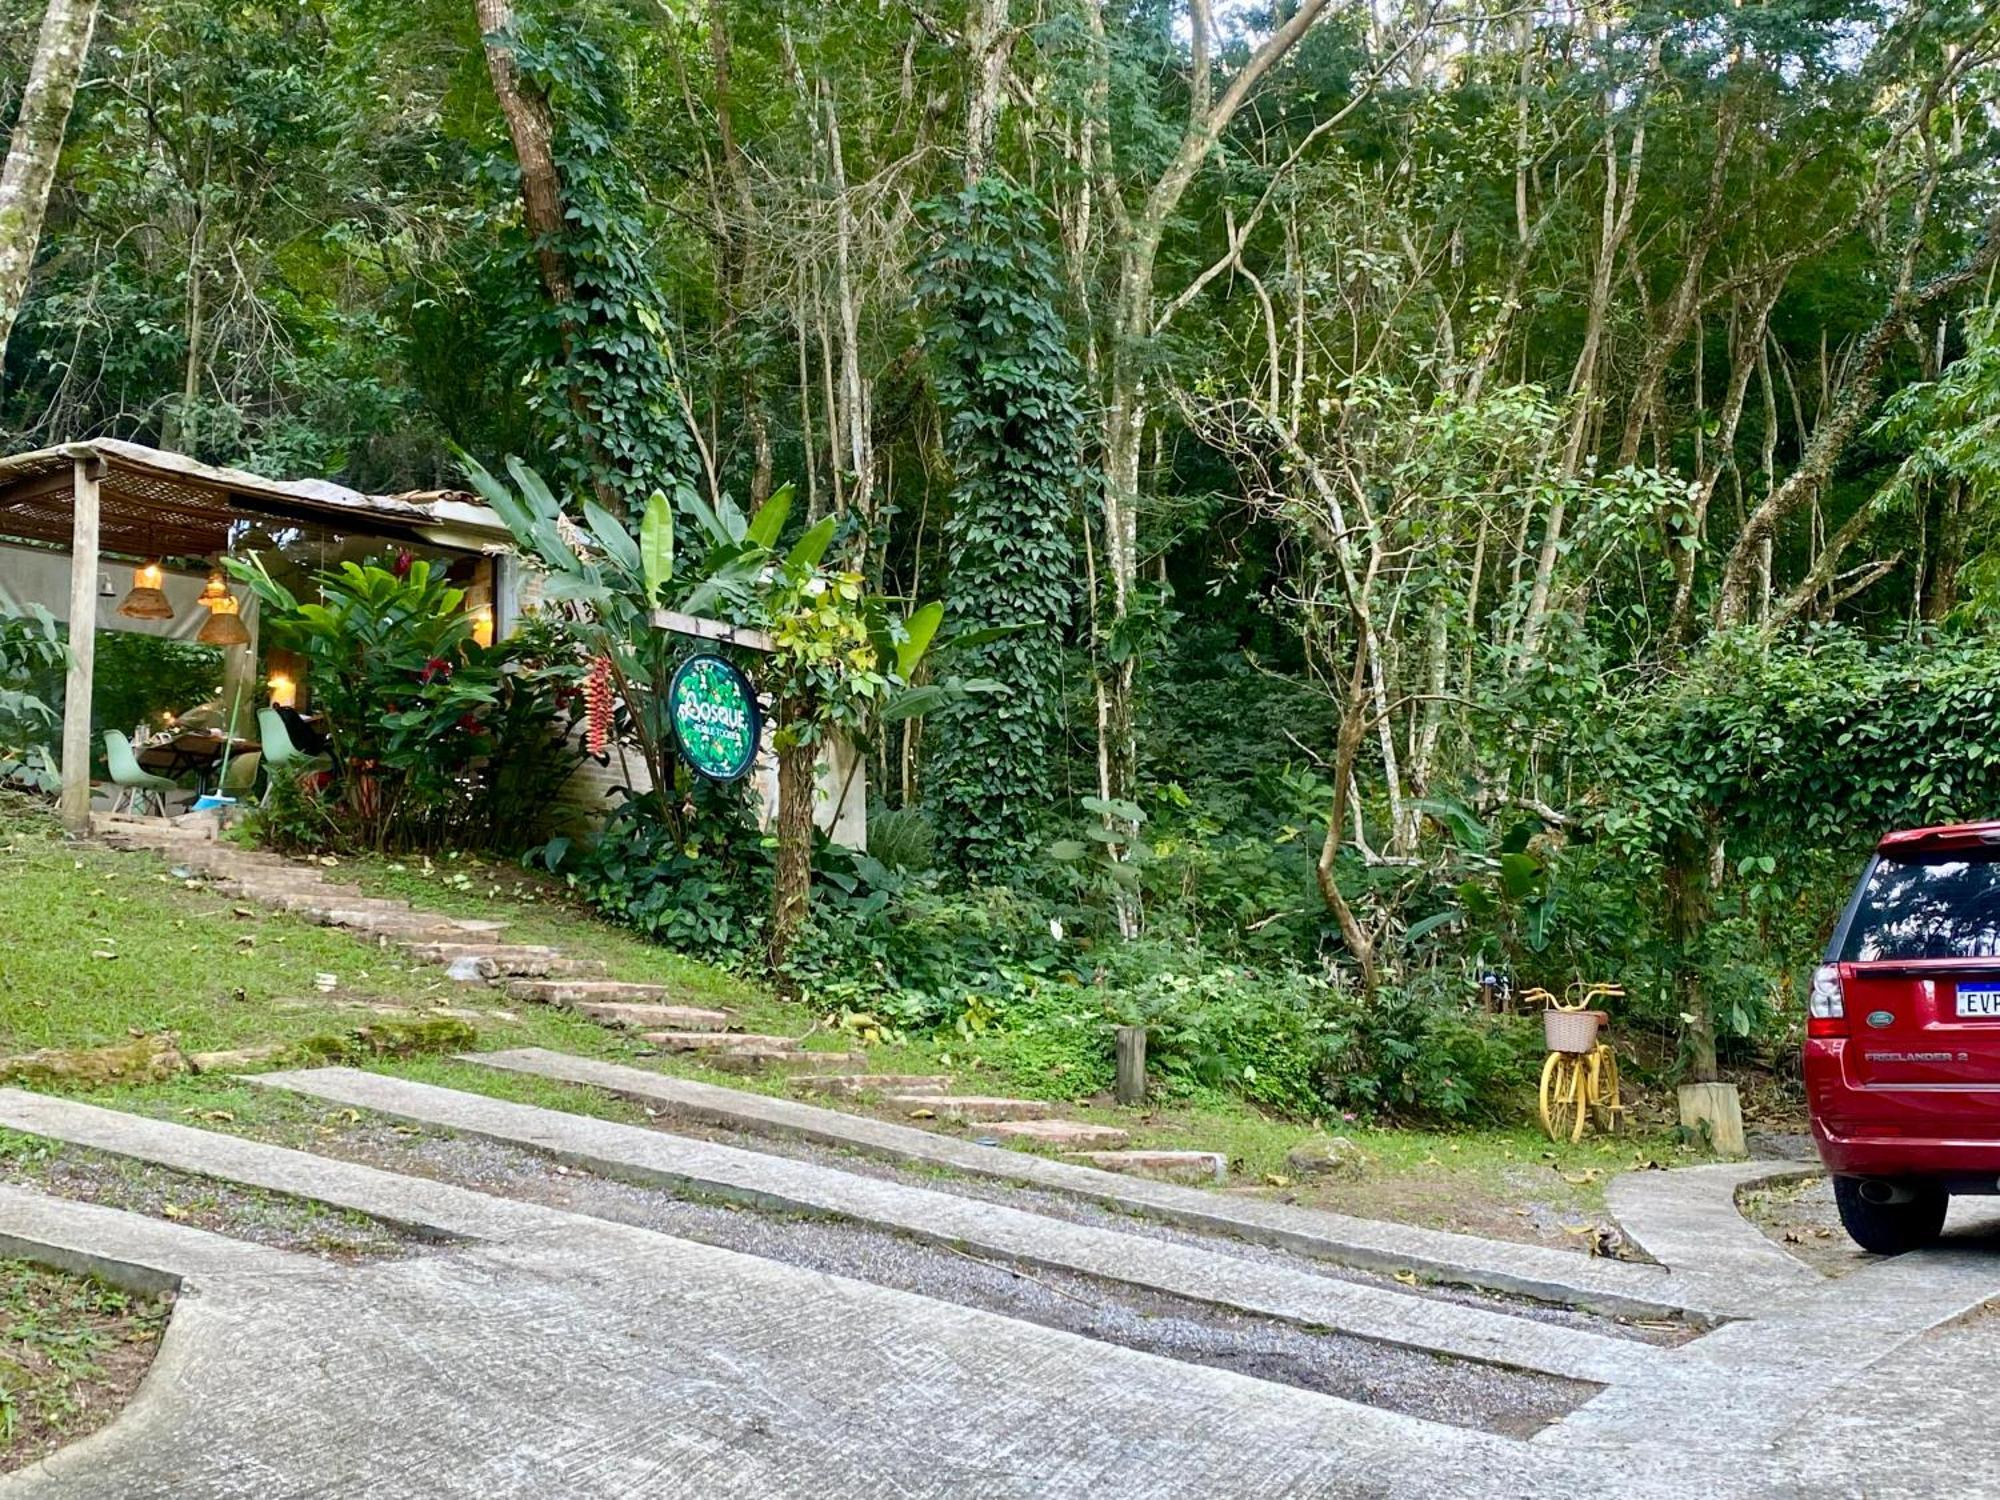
[667,653,761,782]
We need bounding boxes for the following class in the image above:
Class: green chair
[218,749,262,799]
[255,708,330,803]
[103,731,182,816]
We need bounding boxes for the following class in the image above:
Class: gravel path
[0,1137,440,1262]
[621,1104,1687,1344]
[217,1110,1595,1435]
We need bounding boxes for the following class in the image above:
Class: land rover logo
[1867,1010,1895,1029]
[667,653,760,783]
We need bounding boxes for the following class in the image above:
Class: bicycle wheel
[1539,1052,1586,1144]
[1590,1047,1622,1134]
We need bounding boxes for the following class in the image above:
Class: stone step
[411,946,606,982]
[214,875,331,898]
[506,978,678,1008]
[641,1032,806,1055]
[888,1095,1054,1124]
[641,1033,815,1073]
[312,909,510,940]
[271,998,521,1024]
[269,892,408,917]
[1064,1150,1227,1184]
[985,1119,1131,1149]
[574,1002,735,1032]
[791,1074,951,1098]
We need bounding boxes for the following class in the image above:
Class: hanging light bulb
[268,671,297,708]
[469,603,495,649]
[117,558,175,621]
[196,575,250,647]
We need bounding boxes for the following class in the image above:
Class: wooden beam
[59,456,101,832]
[651,608,774,654]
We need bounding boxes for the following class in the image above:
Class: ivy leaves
[917,177,1087,870]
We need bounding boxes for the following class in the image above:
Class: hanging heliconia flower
[585,654,614,756]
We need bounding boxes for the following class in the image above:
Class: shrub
[865,804,937,873]
[542,786,769,965]
[1098,953,1334,1116]
[233,554,578,854]
[0,603,65,793]
[1317,976,1543,1123]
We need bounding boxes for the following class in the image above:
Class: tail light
[1808,963,1848,1038]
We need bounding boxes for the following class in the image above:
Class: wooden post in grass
[59,452,102,833]
[1115,1025,1147,1106]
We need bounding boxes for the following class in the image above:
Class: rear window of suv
[1842,853,2000,961]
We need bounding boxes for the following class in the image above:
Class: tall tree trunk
[474,0,623,512]
[475,0,569,304]
[1088,0,1338,872]
[769,707,817,991]
[1717,210,2000,627]
[707,0,772,504]
[0,0,98,382]
[1517,46,1648,668]
[1664,826,1719,1082]
[962,0,1012,184]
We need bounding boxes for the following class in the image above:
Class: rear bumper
[1810,1115,2000,1181]
[1807,1037,2000,1182]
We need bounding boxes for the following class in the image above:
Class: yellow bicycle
[1532,982,1625,1144]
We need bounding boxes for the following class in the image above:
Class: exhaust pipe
[1858,1179,1919,1206]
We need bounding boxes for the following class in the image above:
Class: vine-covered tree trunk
[0,0,98,381]
[918,178,1081,869]
[1664,825,1719,1082]
[769,707,817,989]
[474,0,691,517]
[473,0,569,306]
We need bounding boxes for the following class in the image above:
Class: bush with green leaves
[1094,949,1335,1116]
[539,785,769,965]
[1316,977,1544,1123]
[230,554,576,853]
[91,632,222,750]
[0,604,66,793]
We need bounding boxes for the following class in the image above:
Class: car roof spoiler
[1879,822,2000,853]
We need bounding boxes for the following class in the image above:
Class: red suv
[1807,820,2000,1253]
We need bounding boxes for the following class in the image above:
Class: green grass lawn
[0,804,667,1061]
[2,798,1714,1249]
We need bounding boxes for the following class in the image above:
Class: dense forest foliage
[3,0,1998,1119]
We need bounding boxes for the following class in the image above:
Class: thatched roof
[0,439,510,558]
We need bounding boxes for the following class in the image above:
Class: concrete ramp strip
[0,1181,305,1291]
[468,1047,1704,1319]
[0,1086,570,1244]
[1604,1162,1822,1312]
[254,1066,1662,1386]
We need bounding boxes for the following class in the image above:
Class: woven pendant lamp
[195,572,250,647]
[117,558,175,621]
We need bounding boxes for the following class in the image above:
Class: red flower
[392,549,414,579]
[585,655,614,756]
[418,656,452,684]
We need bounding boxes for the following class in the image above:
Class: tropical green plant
[0,604,66,793]
[227,555,544,851]
[466,453,968,982]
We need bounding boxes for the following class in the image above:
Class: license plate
[1957,985,2000,1018]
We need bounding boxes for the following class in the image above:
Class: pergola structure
[0,439,513,832]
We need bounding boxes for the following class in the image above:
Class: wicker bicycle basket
[1543,1009,1602,1054]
